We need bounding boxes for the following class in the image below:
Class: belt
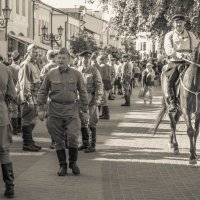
[176,49,192,53]
[51,99,76,105]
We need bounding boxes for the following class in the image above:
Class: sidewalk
[1,85,200,200]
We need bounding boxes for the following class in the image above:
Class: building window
[143,42,146,51]
[16,0,19,14]
[22,0,25,16]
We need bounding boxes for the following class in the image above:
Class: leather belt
[51,99,75,105]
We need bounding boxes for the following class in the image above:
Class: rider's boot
[168,88,177,112]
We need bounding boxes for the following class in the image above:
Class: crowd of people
[0,44,166,198]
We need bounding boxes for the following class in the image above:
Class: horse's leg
[193,114,200,160]
[182,112,196,164]
[168,112,179,155]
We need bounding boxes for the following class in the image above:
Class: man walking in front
[37,48,88,176]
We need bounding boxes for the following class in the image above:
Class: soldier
[9,50,21,135]
[78,50,103,153]
[17,44,42,152]
[164,14,199,112]
[37,47,88,176]
[0,62,17,198]
[97,54,114,119]
[121,54,132,106]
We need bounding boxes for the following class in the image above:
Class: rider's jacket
[164,30,198,62]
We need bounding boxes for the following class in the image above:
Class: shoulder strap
[170,32,174,48]
[186,30,192,51]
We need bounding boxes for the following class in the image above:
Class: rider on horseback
[164,14,199,112]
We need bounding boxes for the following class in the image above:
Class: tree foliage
[87,0,200,38]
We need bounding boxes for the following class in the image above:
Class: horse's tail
[151,97,167,135]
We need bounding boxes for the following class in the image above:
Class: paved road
[1,85,200,200]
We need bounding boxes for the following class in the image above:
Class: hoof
[189,159,197,165]
[174,149,179,155]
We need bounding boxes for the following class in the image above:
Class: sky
[41,0,101,10]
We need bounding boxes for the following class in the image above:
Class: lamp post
[41,25,64,50]
[0,4,12,41]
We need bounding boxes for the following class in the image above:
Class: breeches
[168,68,179,89]
[80,104,99,128]
[0,125,12,164]
[101,90,110,106]
[144,86,153,100]
[20,103,37,126]
[47,115,81,150]
[9,103,19,118]
[123,82,131,95]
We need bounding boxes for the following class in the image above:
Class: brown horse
[152,42,200,164]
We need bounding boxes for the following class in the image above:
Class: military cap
[171,14,185,22]
[27,44,37,52]
[46,50,58,59]
[58,47,70,55]
[97,54,107,60]
[146,63,153,67]
[11,50,20,60]
[122,53,129,58]
[79,50,92,57]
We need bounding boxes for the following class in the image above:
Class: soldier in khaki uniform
[9,50,21,135]
[0,62,17,198]
[17,44,41,152]
[121,54,132,106]
[78,51,103,153]
[37,48,88,176]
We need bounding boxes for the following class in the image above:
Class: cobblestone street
[1,86,200,200]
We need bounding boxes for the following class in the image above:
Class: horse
[152,42,200,164]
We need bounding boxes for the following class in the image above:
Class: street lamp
[0,4,12,41]
[41,25,64,49]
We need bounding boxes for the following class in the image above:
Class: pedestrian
[17,44,42,152]
[141,63,155,104]
[164,14,198,112]
[9,50,22,135]
[37,47,88,176]
[40,49,58,149]
[78,50,103,153]
[121,54,132,106]
[0,61,17,198]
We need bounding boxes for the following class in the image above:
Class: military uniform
[164,14,199,112]
[37,47,88,176]
[121,55,132,106]
[0,63,16,198]
[17,44,41,151]
[78,51,103,153]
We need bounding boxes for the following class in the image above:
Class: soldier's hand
[38,111,45,121]
[176,52,184,59]
[80,111,89,125]
[95,99,101,106]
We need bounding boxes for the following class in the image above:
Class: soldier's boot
[11,118,19,135]
[56,149,67,176]
[99,106,106,119]
[69,148,80,175]
[78,127,89,151]
[100,106,110,119]
[49,139,55,149]
[84,127,96,153]
[1,163,14,198]
[30,124,42,150]
[22,125,40,152]
[168,88,177,112]
[17,117,22,133]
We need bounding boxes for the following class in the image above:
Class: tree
[70,31,99,54]
[86,0,200,38]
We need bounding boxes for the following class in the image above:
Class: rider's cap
[27,44,37,52]
[171,14,186,22]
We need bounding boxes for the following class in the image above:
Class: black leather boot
[99,106,110,119]
[78,127,89,151]
[30,124,42,150]
[56,149,67,176]
[168,88,177,112]
[11,118,18,135]
[84,127,96,153]
[69,148,80,175]
[121,95,130,106]
[22,125,40,152]
[99,106,106,118]
[1,163,14,198]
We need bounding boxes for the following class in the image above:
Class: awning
[8,34,51,51]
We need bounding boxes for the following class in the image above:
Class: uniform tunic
[0,63,17,158]
[37,66,88,149]
[81,66,103,128]
[122,62,132,96]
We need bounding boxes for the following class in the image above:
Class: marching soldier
[121,54,132,106]
[78,50,103,153]
[17,44,42,152]
[37,48,88,176]
[0,61,17,198]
